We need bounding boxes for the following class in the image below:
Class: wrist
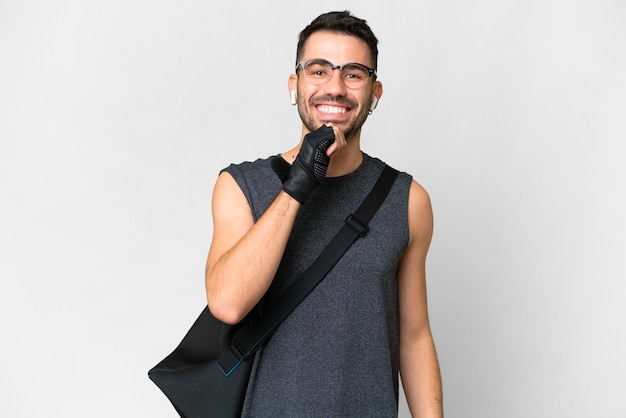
[282,159,318,204]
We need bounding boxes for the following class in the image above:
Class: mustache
[310,95,356,108]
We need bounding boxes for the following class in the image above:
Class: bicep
[206,171,254,272]
[398,180,434,340]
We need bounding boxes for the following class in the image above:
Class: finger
[326,142,338,157]
[332,126,346,147]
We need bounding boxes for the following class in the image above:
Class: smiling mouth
[316,104,349,114]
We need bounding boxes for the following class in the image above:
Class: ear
[372,81,383,103]
[372,81,383,109]
[288,74,297,98]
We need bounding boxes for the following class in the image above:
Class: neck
[326,139,363,177]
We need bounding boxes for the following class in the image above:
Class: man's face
[290,31,381,142]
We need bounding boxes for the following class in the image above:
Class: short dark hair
[296,11,379,70]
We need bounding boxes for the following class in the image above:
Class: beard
[296,92,371,142]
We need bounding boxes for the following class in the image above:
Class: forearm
[206,190,299,324]
[399,331,443,417]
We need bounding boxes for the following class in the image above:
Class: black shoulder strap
[217,164,400,376]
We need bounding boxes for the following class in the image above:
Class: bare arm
[398,181,443,417]
[205,172,300,324]
[205,126,347,324]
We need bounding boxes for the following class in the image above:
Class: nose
[322,67,348,96]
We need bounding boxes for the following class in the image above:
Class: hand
[324,125,347,158]
[283,125,335,204]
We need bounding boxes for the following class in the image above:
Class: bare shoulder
[207,171,254,264]
[407,179,433,247]
[213,171,246,204]
[211,170,253,229]
[408,179,431,209]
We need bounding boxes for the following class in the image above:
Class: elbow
[207,299,245,325]
[206,285,248,325]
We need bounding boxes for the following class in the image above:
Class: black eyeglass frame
[296,58,378,83]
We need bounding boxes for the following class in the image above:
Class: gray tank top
[223,153,412,417]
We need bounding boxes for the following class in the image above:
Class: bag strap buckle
[345,214,368,237]
[216,340,248,377]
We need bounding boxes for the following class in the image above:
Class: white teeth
[318,105,347,114]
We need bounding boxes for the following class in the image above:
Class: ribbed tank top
[223,153,412,417]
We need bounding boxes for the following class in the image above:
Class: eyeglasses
[296,58,377,89]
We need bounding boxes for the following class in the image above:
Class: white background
[1,1,624,417]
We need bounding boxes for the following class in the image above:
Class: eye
[342,64,369,81]
[305,61,331,78]
[344,72,364,80]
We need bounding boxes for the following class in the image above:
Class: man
[205,11,442,417]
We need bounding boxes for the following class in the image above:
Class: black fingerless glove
[283,125,335,204]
